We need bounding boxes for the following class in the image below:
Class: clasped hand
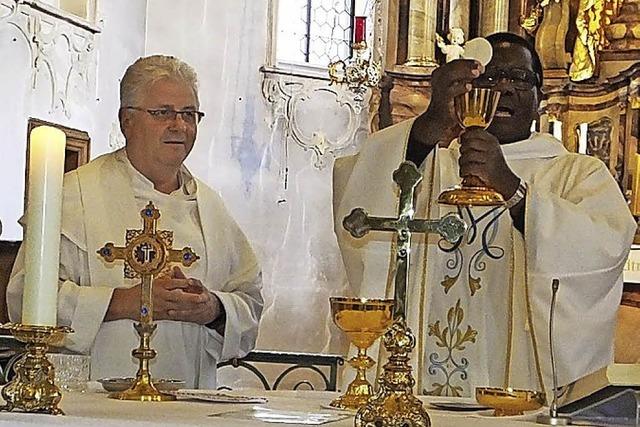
[459,128,519,198]
[151,266,220,325]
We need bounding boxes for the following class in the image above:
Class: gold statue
[569,0,605,81]
[520,2,544,35]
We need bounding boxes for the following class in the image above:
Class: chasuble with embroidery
[8,149,263,389]
[333,119,635,398]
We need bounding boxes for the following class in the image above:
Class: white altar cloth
[0,386,548,426]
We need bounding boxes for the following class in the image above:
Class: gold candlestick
[0,323,72,415]
[328,41,381,106]
[97,201,199,401]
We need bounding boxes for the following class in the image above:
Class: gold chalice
[476,386,545,416]
[329,297,394,410]
[438,87,504,206]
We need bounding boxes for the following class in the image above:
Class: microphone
[537,278,572,425]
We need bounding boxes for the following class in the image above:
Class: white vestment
[334,119,635,398]
[8,149,263,389]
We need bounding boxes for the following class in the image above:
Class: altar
[0,387,550,426]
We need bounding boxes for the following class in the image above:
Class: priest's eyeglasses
[474,68,540,90]
[124,107,205,125]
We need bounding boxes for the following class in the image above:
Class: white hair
[120,55,199,108]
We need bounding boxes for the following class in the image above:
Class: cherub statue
[435,27,466,62]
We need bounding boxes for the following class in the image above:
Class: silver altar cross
[343,161,467,319]
[344,161,468,427]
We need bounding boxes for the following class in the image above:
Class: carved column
[535,0,571,70]
[449,0,471,37]
[480,0,509,35]
[404,0,438,67]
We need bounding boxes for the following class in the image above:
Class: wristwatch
[505,179,527,209]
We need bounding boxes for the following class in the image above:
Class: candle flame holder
[0,323,72,415]
[328,41,381,107]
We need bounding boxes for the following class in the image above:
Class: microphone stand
[537,279,572,425]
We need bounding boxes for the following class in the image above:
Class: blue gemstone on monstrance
[144,208,153,217]
[141,306,149,316]
[101,247,111,256]
[183,253,192,261]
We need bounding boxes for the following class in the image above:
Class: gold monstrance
[341,162,468,427]
[97,201,199,401]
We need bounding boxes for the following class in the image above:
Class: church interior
[0,0,639,424]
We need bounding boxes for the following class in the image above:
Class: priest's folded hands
[105,266,224,328]
[155,266,223,327]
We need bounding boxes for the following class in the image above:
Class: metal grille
[277,0,355,67]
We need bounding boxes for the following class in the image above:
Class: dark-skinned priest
[333,33,635,398]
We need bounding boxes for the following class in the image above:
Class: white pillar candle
[22,126,66,326]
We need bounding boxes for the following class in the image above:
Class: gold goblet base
[438,185,505,206]
[108,322,175,402]
[329,382,372,410]
[0,323,73,415]
[475,386,545,416]
[329,354,375,409]
[109,376,176,402]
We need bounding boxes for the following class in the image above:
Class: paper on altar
[209,407,351,425]
[168,389,268,404]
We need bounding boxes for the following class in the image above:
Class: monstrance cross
[97,201,199,401]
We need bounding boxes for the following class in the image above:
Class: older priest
[334,33,635,398]
[7,55,263,389]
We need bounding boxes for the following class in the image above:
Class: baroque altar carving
[0,0,99,117]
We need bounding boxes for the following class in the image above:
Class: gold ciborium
[329,297,394,410]
[476,386,545,416]
[438,87,504,206]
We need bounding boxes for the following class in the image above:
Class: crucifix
[342,161,467,427]
[343,161,467,319]
[97,201,199,401]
